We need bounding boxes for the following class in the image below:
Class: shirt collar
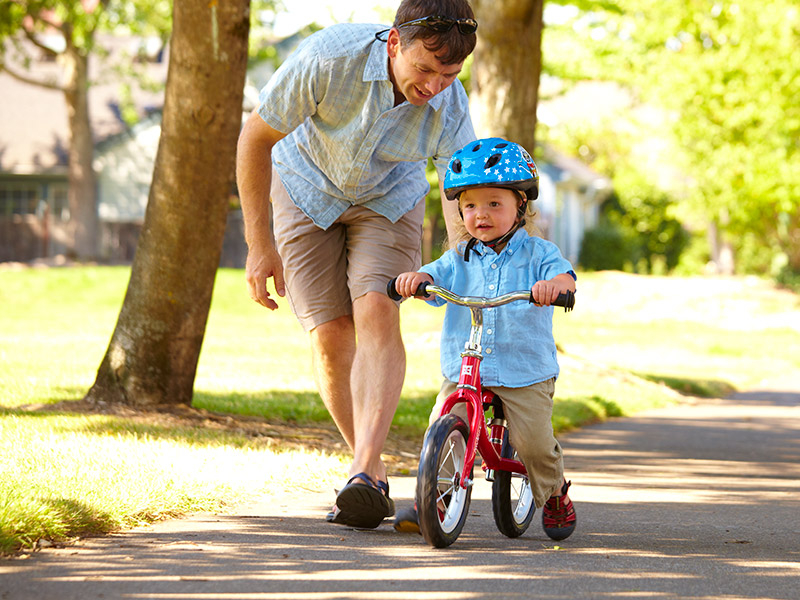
[364,38,445,111]
[364,38,389,82]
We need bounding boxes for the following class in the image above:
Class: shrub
[579,223,633,271]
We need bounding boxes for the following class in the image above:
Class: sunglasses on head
[375,15,478,41]
[398,15,478,34]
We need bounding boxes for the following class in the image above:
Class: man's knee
[354,292,399,327]
[311,315,354,354]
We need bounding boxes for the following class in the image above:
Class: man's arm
[236,112,288,310]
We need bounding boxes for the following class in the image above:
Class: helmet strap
[463,217,526,262]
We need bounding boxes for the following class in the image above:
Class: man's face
[387,30,464,106]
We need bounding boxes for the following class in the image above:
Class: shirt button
[486,328,493,335]
[486,348,493,354]
[489,284,496,290]
[491,263,498,270]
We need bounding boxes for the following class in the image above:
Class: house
[92,110,247,266]
[537,146,611,265]
[0,33,168,263]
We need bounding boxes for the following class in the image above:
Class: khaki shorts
[271,170,424,332]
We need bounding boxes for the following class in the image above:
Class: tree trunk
[707,218,735,275]
[784,212,800,274]
[85,0,251,409]
[470,0,544,152]
[63,44,99,260]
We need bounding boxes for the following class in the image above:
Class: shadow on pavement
[2,390,798,599]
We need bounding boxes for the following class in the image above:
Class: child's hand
[532,273,576,306]
[395,272,434,298]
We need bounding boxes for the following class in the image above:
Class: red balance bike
[388,279,574,548]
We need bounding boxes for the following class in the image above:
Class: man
[236,0,477,529]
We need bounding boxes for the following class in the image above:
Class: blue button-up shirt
[420,230,575,387]
[257,23,476,229]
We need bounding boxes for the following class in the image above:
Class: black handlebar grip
[556,290,575,311]
[415,281,430,297]
[529,289,575,312]
[386,278,402,301]
[386,278,431,301]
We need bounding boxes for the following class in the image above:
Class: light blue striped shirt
[257,23,476,229]
[420,230,576,388]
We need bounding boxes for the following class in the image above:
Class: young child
[393,137,577,541]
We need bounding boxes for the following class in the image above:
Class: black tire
[492,431,535,538]
[416,414,472,548]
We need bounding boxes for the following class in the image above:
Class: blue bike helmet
[444,137,539,201]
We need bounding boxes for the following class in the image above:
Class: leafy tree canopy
[541,0,800,275]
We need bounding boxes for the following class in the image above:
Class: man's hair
[393,0,477,65]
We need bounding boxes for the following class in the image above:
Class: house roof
[0,34,168,175]
[539,143,610,193]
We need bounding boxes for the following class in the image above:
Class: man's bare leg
[309,294,404,486]
[348,292,405,484]
[309,315,356,450]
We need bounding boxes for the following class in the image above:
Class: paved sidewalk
[2,382,799,599]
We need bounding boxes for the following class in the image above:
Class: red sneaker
[542,480,576,541]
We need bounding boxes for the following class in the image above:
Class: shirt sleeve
[534,238,576,282]
[256,34,328,134]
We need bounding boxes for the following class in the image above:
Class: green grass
[551,271,800,392]
[2,266,798,555]
[0,408,346,555]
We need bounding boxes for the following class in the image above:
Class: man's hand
[246,245,285,310]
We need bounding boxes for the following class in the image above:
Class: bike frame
[429,286,530,491]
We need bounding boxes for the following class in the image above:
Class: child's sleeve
[537,240,577,282]
[418,251,457,308]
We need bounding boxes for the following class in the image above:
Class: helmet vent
[471,143,482,152]
[495,143,508,149]
[451,159,462,173]
[485,153,502,169]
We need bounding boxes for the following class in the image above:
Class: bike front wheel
[491,431,535,537]
[416,414,472,548]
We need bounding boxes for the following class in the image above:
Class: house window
[0,183,69,220]
[0,186,37,216]
[49,186,70,220]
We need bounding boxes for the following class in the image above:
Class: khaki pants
[432,378,564,508]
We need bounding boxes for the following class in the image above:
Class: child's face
[459,187,521,243]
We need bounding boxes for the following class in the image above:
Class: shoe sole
[393,520,421,534]
[334,482,391,529]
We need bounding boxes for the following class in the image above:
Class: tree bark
[470,0,544,152]
[62,42,99,260]
[85,0,251,408]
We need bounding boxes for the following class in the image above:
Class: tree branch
[0,60,64,92]
[22,27,61,57]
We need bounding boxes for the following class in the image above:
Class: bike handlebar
[386,278,575,312]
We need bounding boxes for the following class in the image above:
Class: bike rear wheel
[416,414,472,548]
[491,431,535,537]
